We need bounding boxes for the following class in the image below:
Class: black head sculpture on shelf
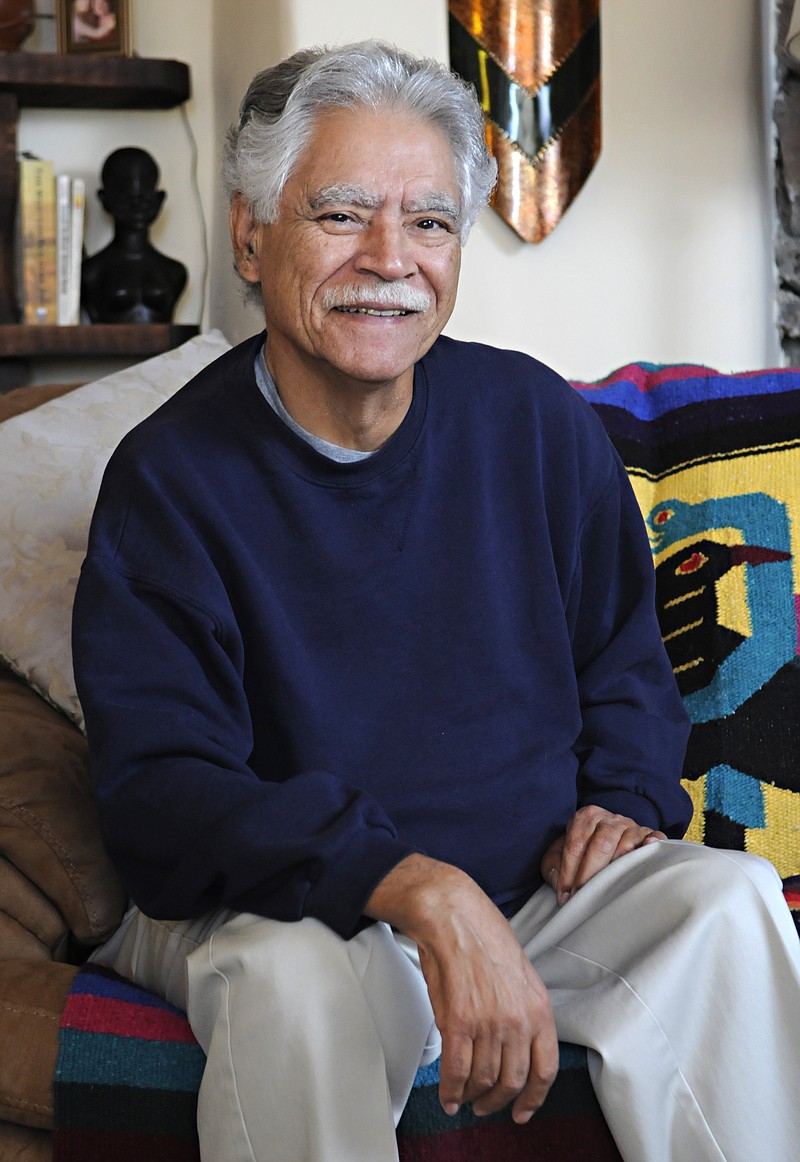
[81,147,188,325]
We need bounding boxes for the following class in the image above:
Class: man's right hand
[365,854,558,1124]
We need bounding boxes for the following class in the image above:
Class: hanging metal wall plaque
[449,0,602,243]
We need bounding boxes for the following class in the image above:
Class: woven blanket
[53,963,621,1162]
[572,362,800,931]
[53,362,800,1158]
[397,1047,622,1161]
[53,964,204,1161]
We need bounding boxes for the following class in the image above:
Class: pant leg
[511,839,800,1162]
[91,906,439,1162]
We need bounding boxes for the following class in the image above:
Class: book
[56,173,72,325]
[18,155,57,326]
[55,174,86,325]
[69,177,86,326]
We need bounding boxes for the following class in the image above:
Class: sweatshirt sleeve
[72,505,415,940]
[565,450,693,837]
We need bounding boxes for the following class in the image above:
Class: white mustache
[322,283,431,312]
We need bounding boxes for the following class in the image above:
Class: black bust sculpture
[81,147,188,325]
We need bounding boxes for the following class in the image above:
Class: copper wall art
[449,0,601,242]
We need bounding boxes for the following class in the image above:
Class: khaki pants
[92,841,800,1162]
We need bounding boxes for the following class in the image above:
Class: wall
[208,0,781,379]
[18,0,780,383]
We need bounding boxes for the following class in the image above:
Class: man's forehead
[285,104,461,209]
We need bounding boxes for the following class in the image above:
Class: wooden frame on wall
[56,0,130,55]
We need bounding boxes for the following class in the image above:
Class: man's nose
[354,219,418,281]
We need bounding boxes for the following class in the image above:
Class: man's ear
[230,194,262,284]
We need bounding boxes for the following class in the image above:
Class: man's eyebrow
[307,185,461,222]
[307,185,383,211]
[402,193,460,221]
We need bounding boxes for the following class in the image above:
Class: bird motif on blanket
[646,493,796,724]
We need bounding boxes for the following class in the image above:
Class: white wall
[207,0,289,348]
[208,0,781,378]
[460,0,780,378]
[18,0,780,382]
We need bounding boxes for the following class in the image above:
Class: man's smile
[332,306,415,316]
[321,279,432,317]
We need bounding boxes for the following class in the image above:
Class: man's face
[232,104,463,398]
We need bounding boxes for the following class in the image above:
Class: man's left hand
[541,806,665,907]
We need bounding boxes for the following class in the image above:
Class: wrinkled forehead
[289,103,463,215]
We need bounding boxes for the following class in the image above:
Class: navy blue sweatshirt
[72,332,692,938]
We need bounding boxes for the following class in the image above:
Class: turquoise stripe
[56,1029,205,1091]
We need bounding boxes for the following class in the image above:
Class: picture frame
[56,0,130,55]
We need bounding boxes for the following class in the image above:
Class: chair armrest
[0,665,126,947]
[0,959,78,1130]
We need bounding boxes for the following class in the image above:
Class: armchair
[1,342,798,1160]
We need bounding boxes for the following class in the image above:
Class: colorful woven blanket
[53,965,620,1162]
[53,964,204,1161]
[53,362,800,1158]
[397,1048,622,1161]
[573,363,800,922]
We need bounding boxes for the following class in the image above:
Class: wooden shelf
[0,323,199,359]
[0,51,190,109]
[0,52,195,384]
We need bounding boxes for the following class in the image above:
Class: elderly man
[73,40,800,1162]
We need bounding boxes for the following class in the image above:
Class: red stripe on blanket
[54,1129,200,1162]
[573,364,713,393]
[573,363,797,394]
[62,994,198,1043]
[398,1112,622,1161]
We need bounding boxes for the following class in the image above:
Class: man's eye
[322,212,354,224]
[416,218,454,233]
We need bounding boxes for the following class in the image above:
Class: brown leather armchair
[0,662,127,1159]
[0,381,128,1160]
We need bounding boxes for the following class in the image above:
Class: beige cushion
[0,330,232,726]
[0,960,78,1130]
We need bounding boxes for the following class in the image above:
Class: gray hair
[223,40,496,249]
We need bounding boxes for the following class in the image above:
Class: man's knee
[182,913,362,1057]
[649,840,785,926]
[188,912,353,997]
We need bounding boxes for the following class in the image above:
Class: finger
[470,988,559,1119]
[540,835,565,896]
[569,823,669,896]
[608,826,666,864]
[552,823,581,893]
[471,1040,554,1119]
[438,1031,474,1116]
[464,1034,507,1115]
[510,1024,560,1124]
[555,813,609,902]
[568,827,626,893]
